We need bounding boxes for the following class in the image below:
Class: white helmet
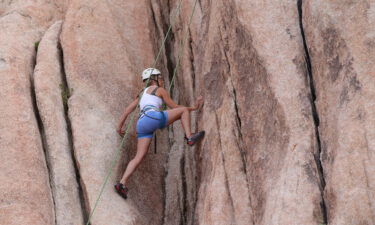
[142,68,161,81]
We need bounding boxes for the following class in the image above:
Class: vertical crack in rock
[151,0,175,88]
[149,3,174,224]
[160,162,168,225]
[297,0,328,223]
[30,40,57,225]
[164,30,176,94]
[188,37,196,92]
[220,25,252,214]
[180,155,187,225]
[151,2,201,224]
[218,21,243,141]
[230,83,253,212]
[231,83,242,135]
[58,42,89,222]
[152,2,192,224]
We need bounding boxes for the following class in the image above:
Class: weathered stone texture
[303,1,375,224]
[33,20,84,225]
[167,0,325,224]
[0,1,66,225]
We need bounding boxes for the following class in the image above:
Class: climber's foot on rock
[114,182,128,199]
[186,131,205,146]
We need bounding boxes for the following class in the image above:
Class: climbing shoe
[114,183,128,199]
[185,131,205,146]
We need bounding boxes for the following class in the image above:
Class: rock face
[60,0,170,224]
[0,0,374,224]
[0,1,66,225]
[33,20,84,225]
[172,0,324,224]
[303,1,375,224]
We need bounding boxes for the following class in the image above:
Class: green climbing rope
[168,0,199,93]
[85,0,199,224]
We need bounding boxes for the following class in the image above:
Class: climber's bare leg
[120,137,152,185]
[166,107,192,138]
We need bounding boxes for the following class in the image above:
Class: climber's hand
[195,96,204,110]
[117,128,125,137]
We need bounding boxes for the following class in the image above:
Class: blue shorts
[136,111,168,139]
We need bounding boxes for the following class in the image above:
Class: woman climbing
[114,68,205,199]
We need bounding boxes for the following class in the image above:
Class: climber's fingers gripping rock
[194,96,204,111]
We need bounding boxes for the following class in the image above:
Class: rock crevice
[30,38,57,225]
[33,20,84,225]
[58,40,88,223]
[297,0,327,223]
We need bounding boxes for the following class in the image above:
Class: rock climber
[114,68,205,199]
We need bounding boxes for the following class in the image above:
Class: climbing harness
[85,0,199,224]
[138,104,166,155]
[139,104,164,121]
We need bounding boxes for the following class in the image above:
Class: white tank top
[139,86,163,111]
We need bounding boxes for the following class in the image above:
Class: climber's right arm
[117,97,139,136]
